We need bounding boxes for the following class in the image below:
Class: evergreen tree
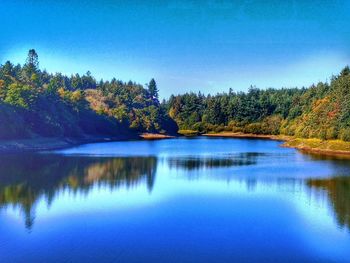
[22,49,40,86]
[24,49,39,75]
[148,78,159,101]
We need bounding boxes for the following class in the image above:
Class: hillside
[0,50,178,141]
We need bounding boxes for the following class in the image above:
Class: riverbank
[203,132,288,141]
[0,133,179,153]
[3,131,350,157]
[282,138,350,157]
[139,133,175,140]
[203,132,350,157]
[0,134,140,153]
[178,130,199,136]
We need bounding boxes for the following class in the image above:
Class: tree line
[0,50,177,139]
[1,49,350,141]
[164,67,350,141]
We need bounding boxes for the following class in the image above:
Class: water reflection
[1,151,350,235]
[307,176,350,230]
[0,155,157,229]
[2,138,350,262]
[167,153,266,170]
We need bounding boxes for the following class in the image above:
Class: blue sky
[1,0,350,98]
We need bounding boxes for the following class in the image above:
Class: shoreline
[139,133,176,140]
[2,131,350,158]
[203,132,350,157]
[202,132,286,141]
[0,134,139,153]
[0,133,177,153]
[282,138,350,157]
[286,146,350,157]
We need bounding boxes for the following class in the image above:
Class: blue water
[1,137,350,262]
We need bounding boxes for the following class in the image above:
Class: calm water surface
[1,137,350,262]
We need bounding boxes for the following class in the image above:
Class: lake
[1,137,350,262]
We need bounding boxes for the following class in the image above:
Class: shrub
[339,128,350,141]
[326,127,338,140]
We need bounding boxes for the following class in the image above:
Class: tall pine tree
[148,78,159,101]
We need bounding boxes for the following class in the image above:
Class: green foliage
[148,78,159,101]
[339,128,350,142]
[4,83,37,109]
[22,49,39,85]
[165,67,350,141]
[2,49,350,142]
[0,50,178,139]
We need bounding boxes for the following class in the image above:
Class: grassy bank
[283,138,350,156]
[202,132,287,141]
[178,130,199,136]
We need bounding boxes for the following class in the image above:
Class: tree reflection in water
[307,176,350,231]
[0,155,157,229]
[1,152,350,233]
[167,152,266,171]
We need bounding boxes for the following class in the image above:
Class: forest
[165,67,350,141]
[1,49,350,141]
[0,50,177,139]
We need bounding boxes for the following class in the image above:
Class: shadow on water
[0,155,157,229]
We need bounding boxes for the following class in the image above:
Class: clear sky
[1,0,350,98]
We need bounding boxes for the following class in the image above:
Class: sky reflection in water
[0,137,350,262]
